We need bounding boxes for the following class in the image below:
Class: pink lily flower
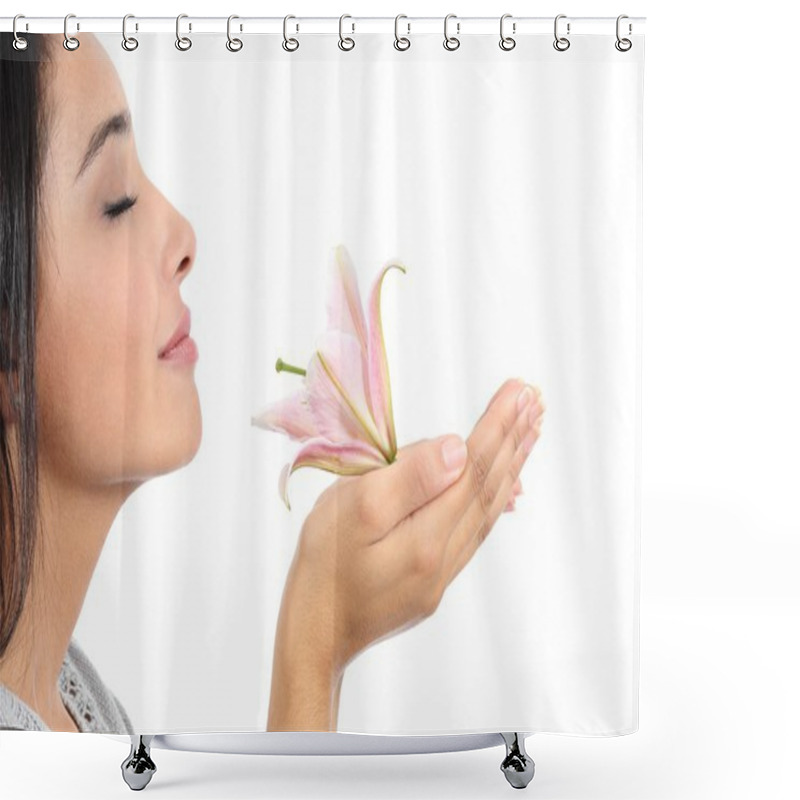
[251,245,407,510]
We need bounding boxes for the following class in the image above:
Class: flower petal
[326,245,370,358]
[251,389,318,441]
[278,436,389,510]
[305,330,388,457]
[325,245,375,431]
[367,260,406,458]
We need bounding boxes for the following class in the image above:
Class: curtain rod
[2,16,647,37]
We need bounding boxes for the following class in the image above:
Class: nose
[172,212,197,283]
[158,187,197,283]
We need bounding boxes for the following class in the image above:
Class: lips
[159,307,191,358]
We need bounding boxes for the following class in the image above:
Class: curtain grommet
[121,14,139,51]
[12,14,28,51]
[282,15,300,52]
[499,14,516,51]
[338,14,355,51]
[443,13,460,51]
[553,14,570,51]
[175,13,192,51]
[394,14,411,51]
[63,13,80,51]
[226,15,243,52]
[615,15,632,51]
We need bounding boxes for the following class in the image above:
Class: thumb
[360,435,468,531]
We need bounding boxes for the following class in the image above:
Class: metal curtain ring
[553,14,570,51]
[283,15,299,51]
[615,14,632,51]
[122,14,139,51]
[339,14,355,51]
[227,15,243,51]
[63,13,80,50]
[12,14,28,51]
[499,13,516,50]
[176,13,192,50]
[443,13,460,51]
[394,14,410,50]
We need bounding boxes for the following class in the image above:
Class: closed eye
[104,194,138,221]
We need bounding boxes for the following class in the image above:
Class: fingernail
[517,385,534,412]
[441,436,468,472]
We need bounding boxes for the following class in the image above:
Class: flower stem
[276,358,306,377]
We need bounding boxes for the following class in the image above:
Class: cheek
[36,270,157,481]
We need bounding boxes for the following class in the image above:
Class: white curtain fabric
[75,29,644,736]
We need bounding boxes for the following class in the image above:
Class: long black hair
[0,32,54,662]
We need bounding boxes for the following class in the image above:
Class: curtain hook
[443,13,460,51]
[339,14,355,51]
[12,14,28,51]
[175,13,192,51]
[553,14,570,51]
[615,14,632,51]
[499,13,516,51]
[227,14,243,52]
[122,14,139,51]
[283,14,299,51]
[394,14,411,51]
[64,13,80,51]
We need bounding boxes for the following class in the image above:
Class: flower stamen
[276,357,306,377]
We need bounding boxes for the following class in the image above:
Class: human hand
[267,377,544,731]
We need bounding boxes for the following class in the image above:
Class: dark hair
[0,33,53,662]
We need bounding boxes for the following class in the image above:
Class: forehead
[45,35,128,167]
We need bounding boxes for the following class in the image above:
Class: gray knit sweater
[0,638,135,733]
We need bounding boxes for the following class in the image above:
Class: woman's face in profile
[35,34,202,488]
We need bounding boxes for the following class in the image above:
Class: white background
[2,1,798,798]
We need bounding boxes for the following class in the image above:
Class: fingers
[460,377,541,530]
[504,476,523,512]
[345,434,469,542]
[377,378,542,586]
[438,381,544,582]
[444,404,543,585]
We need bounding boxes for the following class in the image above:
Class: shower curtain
[0,17,643,739]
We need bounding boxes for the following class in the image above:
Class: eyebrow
[75,109,132,183]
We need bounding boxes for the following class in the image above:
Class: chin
[151,398,203,474]
[177,399,203,467]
